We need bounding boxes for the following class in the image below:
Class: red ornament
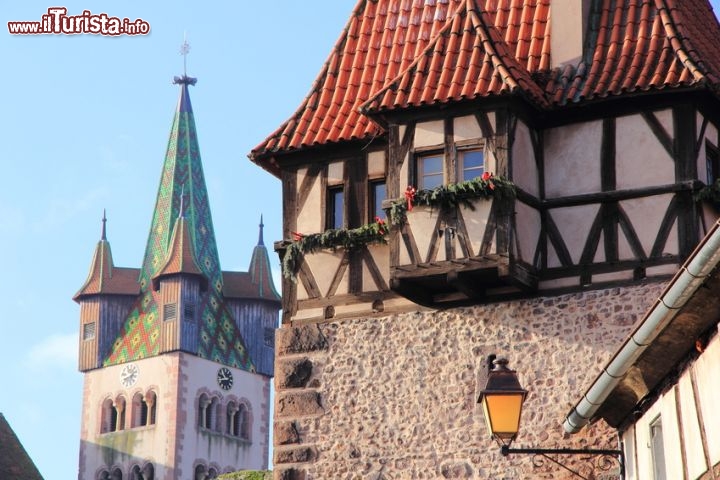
[291,231,304,241]
[404,186,417,211]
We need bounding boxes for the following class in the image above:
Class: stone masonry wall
[273,282,665,479]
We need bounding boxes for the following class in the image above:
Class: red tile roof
[73,238,140,300]
[547,0,720,104]
[251,0,720,175]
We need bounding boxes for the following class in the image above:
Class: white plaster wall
[296,168,322,234]
[414,120,444,148]
[678,374,707,479]
[694,332,720,465]
[514,201,540,264]
[327,160,343,185]
[623,424,638,480]
[178,353,269,474]
[620,194,676,258]
[659,387,684,479]
[512,120,539,196]
[616,113,674,190]
[453,115,482,141]
[633,401,658,480]
[463,200,494,256]
[406,206,442,262]
[548,204,600,265]
[305,250,348,297]
[363,243,390,291]
[544,121,602,197]
[368,150,386,178]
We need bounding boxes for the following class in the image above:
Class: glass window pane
[418,155,443,189]
[332,189,343,229]
[461,150,484,181]
[372,182,386,220]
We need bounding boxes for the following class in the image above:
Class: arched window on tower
[131,390,157,428]
[238,403,250,440]
[209,397,220,432]
[115,396,126,431]
[110,466,123,480]
[198,393,210,429]
[145,390,157,425]
[101,399,115,433]
[130,463,154,480]
[226,401,238,436]
[131,393,145,428]
[97,469,110,480]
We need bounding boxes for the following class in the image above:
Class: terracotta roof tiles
[251,0,720,174]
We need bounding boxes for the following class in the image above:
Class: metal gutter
[564,218,720,433]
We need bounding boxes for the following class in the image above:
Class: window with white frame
[649,416,667,480]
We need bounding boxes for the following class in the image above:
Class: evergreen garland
[388,173,516,226]
[281,175,515,280]
[282,218,388,280]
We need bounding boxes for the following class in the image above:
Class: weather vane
[173,33,197,86]
[180,34,190,77]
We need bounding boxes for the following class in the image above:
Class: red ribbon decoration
[405,186,416,211]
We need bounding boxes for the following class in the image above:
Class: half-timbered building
[250,1,720,478]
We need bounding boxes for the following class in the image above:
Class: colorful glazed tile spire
[104,77,255,371]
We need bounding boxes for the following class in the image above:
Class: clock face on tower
[120,363,139,388]
[217,367,233,390]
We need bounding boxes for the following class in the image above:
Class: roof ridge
[654,0,709,84]
[360,1,469,114]
[465,0,548,107]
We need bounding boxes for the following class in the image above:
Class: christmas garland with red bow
[282,217,388,280]
[387,173,515,226]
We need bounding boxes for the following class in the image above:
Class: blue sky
[0,2,352,478]
[3,2,720,479]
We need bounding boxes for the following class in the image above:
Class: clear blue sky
[3,2,720,479]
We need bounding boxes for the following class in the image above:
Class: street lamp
[478,356,624,480]
[478,357,527,444]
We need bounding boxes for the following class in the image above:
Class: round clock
[217,367,233,390]
[120,363,139,388]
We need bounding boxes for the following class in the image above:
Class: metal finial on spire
[101,209,107,241]
[180,33,190,77]
[173,34,197,86]
[258,214,265,245]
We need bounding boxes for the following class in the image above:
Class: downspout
[564,217,720,433]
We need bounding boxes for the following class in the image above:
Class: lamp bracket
[500,445,624,480]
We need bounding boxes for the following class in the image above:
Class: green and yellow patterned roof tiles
[103,77,255,371]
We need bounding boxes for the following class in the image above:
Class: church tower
[74,73,280,480]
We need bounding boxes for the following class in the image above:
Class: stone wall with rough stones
[273,282,666,479]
